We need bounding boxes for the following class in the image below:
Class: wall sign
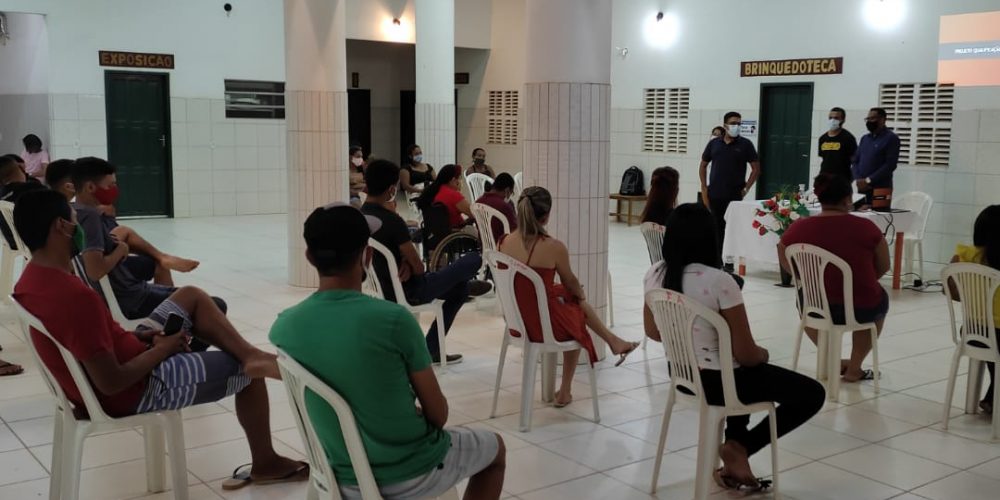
[99,50,175,70]
[740,120,758,137]
[740,57,842,77]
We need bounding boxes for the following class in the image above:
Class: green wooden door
[757,84,814,198]
[105,72,172,217]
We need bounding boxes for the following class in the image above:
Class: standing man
[699,111,761,265]
[818,107,858,182]
[852,107,900,205]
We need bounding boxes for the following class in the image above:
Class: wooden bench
[609,193,645,226]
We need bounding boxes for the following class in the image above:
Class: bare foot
[161,255,200,273]
[250,456,309,481]
[718,440,757,486]
[244,353,281,380]
[842,367,871,383]
[554,390,573,407]
[840,359,850,375]
[610,339,639,356]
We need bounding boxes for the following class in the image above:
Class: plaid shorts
[134,300,251,414]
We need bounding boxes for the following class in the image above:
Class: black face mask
[866,121,879,133]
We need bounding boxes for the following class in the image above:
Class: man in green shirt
[270,202,505,499]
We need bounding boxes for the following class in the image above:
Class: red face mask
[94,185,120,205]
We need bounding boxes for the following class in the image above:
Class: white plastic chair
[645,288,781,498]
[894,192,933,281]
[512,172,523,200]
[785,243,881,401]
[607,271,615,327]
[0,200,29,300]
[276,350,459,500]
[470,203,510,258]
[361,239,449,369]
[11,297,189,500]
[465,173,492,203]
[70,256,144,331]
[940,263,1000,439]
[485,251,600,432]
[640,222,665,265]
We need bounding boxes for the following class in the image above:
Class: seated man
[12,190,307,490]
[362,160,490,364]
[270,203,505,499]
[474,172,518,242]
[71,157,210,320]
[2,154,40,185]
[47,159,198,287]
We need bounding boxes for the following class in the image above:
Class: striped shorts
[134,300,251,414]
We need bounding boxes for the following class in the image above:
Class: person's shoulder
[842,129,857,140]
[18,264,101,305]
[954,244,984,264]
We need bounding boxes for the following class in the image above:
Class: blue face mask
[412,155,424,164]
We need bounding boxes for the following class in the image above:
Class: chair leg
[435,305,447,370]
[941,350,963,430]
[993,382,1000,441]
[61,424,88,500]
[869,327,880,394]
[519,347,540,432]
[903,240,914,280]
[164,415,189,500]
[826,331,842,402]
[306,483,320,500]
[768,407,781,496]
[143,423,166,493]
[791,319,805,370]
[586,361,600,424]
[649,388,677,494]
[490,336,510,418]
[0,249,13,301]
[693,408,722,500]
[916,241,924,282]
[606,273,614,327]
[48,411,65,500]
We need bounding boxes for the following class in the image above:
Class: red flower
[758,226,767,236]
[765,200,776,209]
[755,209,766,217]
[752,220,761,229]
[779,208,791,217]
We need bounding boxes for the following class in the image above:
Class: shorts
[801,288,890,325]
[123,283,177,320]
[338,427,500,500]
[123,254,157,282]
[134,300,250,413]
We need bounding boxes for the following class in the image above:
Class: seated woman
[643,203,824,490]
[640,166,680,226]
[949,204,1000,414]
[400,144,436,195]
[778,173,890,382]
[417,164,473,229]
[348,145,366,207]
[499,187,638,407]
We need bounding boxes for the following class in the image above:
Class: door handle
[159,135,167,147]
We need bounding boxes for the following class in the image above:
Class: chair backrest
[70,255,133,326]
[420,203,453,253]
[465,173,492,203]
[893,191,933,240]
[484,250,563,345]
[784,243,858,328]
[276,349,381,500]
[470,202,510,255]
[0,200,29,258]
[361,239,407,306]
[512,172,523,200]
[10,296,114,423]
[640,222,665,264]
[644,288,740,408]
[942,262,1000,353]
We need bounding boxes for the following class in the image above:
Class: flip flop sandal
[844,369,881,382]
[713,468,772,492]
[0,361,23,377]
[221,461,310,491]
[614,342,641,367]
[553,391,573,408]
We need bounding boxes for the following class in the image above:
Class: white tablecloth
[722,200,916,266]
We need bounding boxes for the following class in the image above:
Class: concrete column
[284,0,350,287]
[414,0,456,169]
[522,0,613,331]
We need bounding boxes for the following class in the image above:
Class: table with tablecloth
[722,200,916,289]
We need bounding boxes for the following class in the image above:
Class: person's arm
[699,160,710,207]
[399,241,426,277]
[874,238,890,277]
[946,254,962,300]
[744,160,761,197]
[868,133,900,185]
[81,244,129,281]
[81,332,189,395]
[552,240,586,300]
[643,305,661,342]
[719,304,768,367]
[456,198,473,219]
[399,169,422,194]
[409,367,448,428]
[777,242,791,274]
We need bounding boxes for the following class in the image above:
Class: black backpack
[619,166,645,196]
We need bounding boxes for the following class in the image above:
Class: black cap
[303,202,382,263]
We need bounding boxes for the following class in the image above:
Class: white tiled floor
[0,215,997,499]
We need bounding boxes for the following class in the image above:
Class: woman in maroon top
[778,173,890,382]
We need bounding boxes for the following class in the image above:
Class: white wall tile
[171,123,188,147]
[78,146,107,158]
[975,142,1000,174]
[211,123,235,147]
[187,122,211,147]
[50,120,79,147]
[170,147,188,172]
[259,192,282,213]
[212,193,236,216]
[169,98,187,123]
[978,111,1000,144]
[974,174,1000,206]
[188,146,212,172]
[51,94,78,120]
[77,95,105,121]
[211,170,237,193]
[189,193,214,216]
[211,147,236,170]
[188,170,213,194]
[210,100,226,123]
[234,124,257,147]
[236,192,260,215]
[186,99,211,124]
[235,147,259,171]
[236,171,259,193]
[78,120,107,146]
[173,193,190,218]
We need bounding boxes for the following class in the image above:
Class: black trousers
[699,363,825,456]
[709,197,741,263]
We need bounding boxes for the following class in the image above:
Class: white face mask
[412,155,424,163]
[727,124,741,138]
[351,157,364,167]
[828,118,841,131]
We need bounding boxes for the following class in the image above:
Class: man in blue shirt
[700,111,761,264]
[852,107,900,205]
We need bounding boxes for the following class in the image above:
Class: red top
[14,263,147,417]
[781,214,885,308]
[433,185,466,228]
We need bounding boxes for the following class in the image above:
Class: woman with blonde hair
[498,186,639,407]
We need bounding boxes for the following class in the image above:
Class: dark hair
[13,189,71,252]
[0,156,20,184]
[830,107,846,120]
[472,148,485,157]
[870,107,887,119]
[363,159,400,196]
[406,144,421,165]
[71,157,116,190]
[660,203,720,292]
[491,172,515,192]
[349,145,362,157]
[416,164,460,210]
[22,134,43,154]
[2,154,23,164]
[641,166,679,225]
[723,111,742,124]
[44,159,75,187]
[711,126,725,137]
[973,205,1000,271]
[813,172,853,205]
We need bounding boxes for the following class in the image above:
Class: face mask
[412,155,424,164]
[94,185,120,205]
[828,119,841,131]
[473,158,485,165]
[865,121,879,133]
[351,157,364,167]
[62,220,84,257]
[727,124,741,138]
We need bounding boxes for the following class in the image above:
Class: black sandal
[713,468,772,492]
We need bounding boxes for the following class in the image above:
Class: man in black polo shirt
[818,107,857,182]
[699,111,761,263]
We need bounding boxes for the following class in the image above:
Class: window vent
[224,80,285,119]
[643,88,689,154]
[487,90,518,145]
[879,83,953,167]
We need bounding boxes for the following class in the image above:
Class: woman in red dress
[499,186,639,407]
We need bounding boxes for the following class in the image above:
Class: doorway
[398,89,461,166]
[105,71,172,217]
[347,89,372,156]
[757,83,814,198]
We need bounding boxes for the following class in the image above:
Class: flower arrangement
[752,186,811,236]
